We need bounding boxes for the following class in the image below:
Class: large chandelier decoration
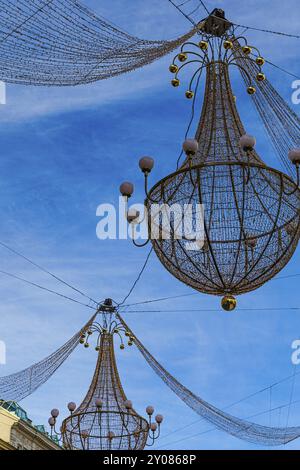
[47,299,163,450]
[120,19,300,310]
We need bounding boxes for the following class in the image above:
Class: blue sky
[0,0,300,450]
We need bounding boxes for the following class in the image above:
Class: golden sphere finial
[224,40,233,50]
[242,46,252,55]
[120,344,125,350]
[199,40,208,51]
[185,90,194,99]
[178,52,187,62]
[171,78,180,88]
[84,343,90,348]
[221,295,237,312]
[256,57,265,66]
[128,341,133,346]
[169,64,178,74]
[247,86,256,95]
[256,72,266,82]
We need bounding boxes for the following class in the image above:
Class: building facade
[0,401,60,450]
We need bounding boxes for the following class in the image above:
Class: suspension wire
[0,240,98,306]
[231,22,300,40]
[167,0,197,26]
[122,292,197,308]
[118,248,153,307]
[120,307,300,313]
[198,0,210,15]
[0,269,95,310]
[120,271,300,309]
[176,68,203,169]
[265,59,300,81]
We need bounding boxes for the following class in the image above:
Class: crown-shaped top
[182,60,263,168]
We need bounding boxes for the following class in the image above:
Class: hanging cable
[0,240,98,306]
[167,0,198,26]
[120,307,300,313]
[120,271,300,309]
[0,269,95,310]
[118,248,153,307]
[231,22,300,40]
[265,59,300,81]
[176,68,203,169]
[198,0,209,15]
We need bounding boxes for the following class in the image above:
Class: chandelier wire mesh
[121,13,300,308]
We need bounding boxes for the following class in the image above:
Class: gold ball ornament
[199,40,208,51]
[185,90,194,99]
[224,40,233,50]
[221,295,237,312]
[242,46,252,55]
[128,341,133,347]
[247,86,256,95]
[169,64,178,74]
[120,344,125,350]
[256,72,266,82]
[95,346,100,352]
[79,338,85,344]
[178,52,187,62]
[125,331,130,337]
[256,57,265,66]
[84,343,90,348]
[171,78,180,88]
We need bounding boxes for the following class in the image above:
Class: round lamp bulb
[146,405,154,416]
[239,134,256,151]
[288,148,300,165]
[51,408,59,418]
[127,208,140,224]
[67,402,76,412]
[155,414,163,424]
[48,417,55,427]
[120,182,134,198]
[124,400,133,410]
[139,156,154,173]
[95,399,103,408]
[182,139,198,156]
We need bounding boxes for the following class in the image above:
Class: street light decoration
[121,35,300,309]
[48,300,163,450]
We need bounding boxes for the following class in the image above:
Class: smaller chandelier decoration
[47,299,163,450]
[119,34,300,311]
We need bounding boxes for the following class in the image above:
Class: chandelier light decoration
[2,300,300,446]
[121,11,300,310]
[47,299,163,450]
